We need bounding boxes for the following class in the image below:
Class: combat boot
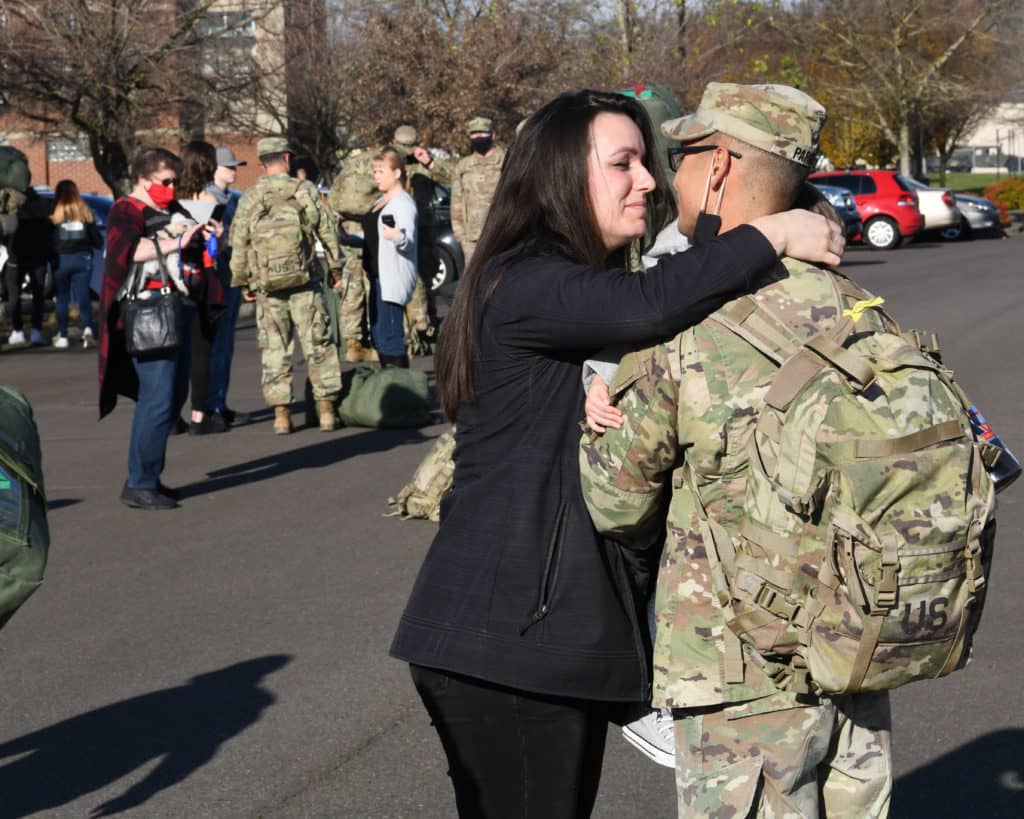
[346,338,374,363]
[319,399,337,432]
[273,406,292,435]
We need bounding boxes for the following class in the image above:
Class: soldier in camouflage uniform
[450,117,505,268]
[328,125,450,361]
[579,84,892,818]
[231,137,343,435]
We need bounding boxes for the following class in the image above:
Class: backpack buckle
[875,547,899,610]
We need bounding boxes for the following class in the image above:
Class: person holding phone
[364,147,417,367]
[176,140,227,435]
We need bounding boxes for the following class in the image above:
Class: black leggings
[190,312,215,412]
[410,664,609,819]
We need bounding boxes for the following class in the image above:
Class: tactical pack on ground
[0,386,50,630]
[248,179,315,292]
[695,273,997,696]
[386,427,455,522]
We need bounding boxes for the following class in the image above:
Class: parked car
[428,183,465,292]
[901,177,959,232]
[808,170,923,250]
[940,193,1002,241]
[808,182,863,240]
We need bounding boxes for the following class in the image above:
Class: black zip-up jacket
[390,226,782,702]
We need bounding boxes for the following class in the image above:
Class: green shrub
[984,178,1024,225]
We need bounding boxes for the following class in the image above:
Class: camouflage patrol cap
[257,136,291,159]
[661,82,826,167]
[393,125,418,147]
[466,117,494,134]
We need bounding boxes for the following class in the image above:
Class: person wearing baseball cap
[580,84,891,818]
[206,146,249,428]
[450,115,504,266]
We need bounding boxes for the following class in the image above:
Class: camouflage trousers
[338,245,367,342]
[405,277,431,333]
[673,691,891,818]
[256,285,341,406]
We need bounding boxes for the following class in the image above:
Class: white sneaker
[622,709,676,768]
[7,330,26,345]
[82,327,95,349]
[53,335,69,349]
[29,329,44,346]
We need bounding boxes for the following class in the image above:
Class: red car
[809,170,924,250]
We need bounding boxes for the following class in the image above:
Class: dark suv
[808,170,923,250]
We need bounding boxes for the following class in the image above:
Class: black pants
[410,664,610,819]
[3,262,46,331]
[190,311,215,413]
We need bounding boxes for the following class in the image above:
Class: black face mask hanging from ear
[691,158,726,245]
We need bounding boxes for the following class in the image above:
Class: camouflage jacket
[450,145,505,244]
[327,150,451,226]
[580,258,886,711]
[230,173,343,290]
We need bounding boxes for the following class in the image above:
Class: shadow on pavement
[178,427,429,498]
[894,729,1024,817]
[0,655,290,818]
[47,498,82,510]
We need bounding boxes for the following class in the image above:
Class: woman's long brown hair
[435,89,672,420]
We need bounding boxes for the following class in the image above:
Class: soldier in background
[450,117,505,267]
[579,84,891,817]
[328,125,448,362]
[230,137,343,435]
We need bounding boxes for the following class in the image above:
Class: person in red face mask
[98,146,224,511]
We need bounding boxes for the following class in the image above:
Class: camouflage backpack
[695,272,997,696]
[386,428,455,522]
[0,386,50,630]
[249,178,315,292]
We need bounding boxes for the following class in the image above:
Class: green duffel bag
[338,365,434,428]
[0,386,49,630]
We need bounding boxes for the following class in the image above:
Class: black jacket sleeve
[488,224,782,351]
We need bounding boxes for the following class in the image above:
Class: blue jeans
[127,308,193,489]
[207,284,242,412]
[53,252,95,337]
[370,279,407,357]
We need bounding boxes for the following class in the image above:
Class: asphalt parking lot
[0,234,1021,818]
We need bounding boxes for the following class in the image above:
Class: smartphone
[210,203,227,223]
[381,214,396,228]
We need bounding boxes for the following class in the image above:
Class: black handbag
[121,237,186,359]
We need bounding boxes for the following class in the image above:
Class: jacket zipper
[520,500,568,635]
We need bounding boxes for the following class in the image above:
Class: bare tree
[0,0,267,194]
[790,0,1017,175]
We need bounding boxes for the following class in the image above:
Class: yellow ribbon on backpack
[842,296,885,323]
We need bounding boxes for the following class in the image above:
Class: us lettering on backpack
[694,272,997,697]
[249,181,315,292]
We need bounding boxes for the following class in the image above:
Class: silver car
[941,193,1002,241]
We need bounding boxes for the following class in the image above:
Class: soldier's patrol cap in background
[393,125,418,147]
[257,136,291,159]
[215,146,246,168]
[661,82,826,167]
[467,117,494,135]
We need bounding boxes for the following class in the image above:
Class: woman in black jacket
[390,90,844,818]
[49,180,103,349]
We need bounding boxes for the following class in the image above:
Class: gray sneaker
[621,709,676,768]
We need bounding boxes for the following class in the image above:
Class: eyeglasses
[667,145,742,172]
[150,176,176,186]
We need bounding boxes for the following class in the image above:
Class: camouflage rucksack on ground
[386,428,455,522]
[0,386,50,630]
[249,178,315,292]
[695,272,997,696]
